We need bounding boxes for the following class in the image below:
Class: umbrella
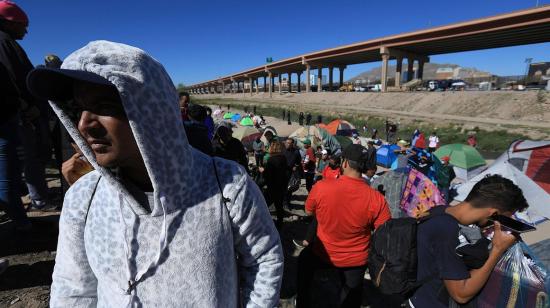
[240,117,254,126]
[223,112,234,120]
[434,144,485,170]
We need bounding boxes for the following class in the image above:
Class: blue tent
[231,113,241,122]
[377,144,401,168]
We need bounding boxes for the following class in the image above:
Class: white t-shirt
[429,135,439,148]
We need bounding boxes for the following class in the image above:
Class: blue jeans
[19,117,50,203]
[0,116,29,224]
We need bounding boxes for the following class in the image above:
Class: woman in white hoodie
[27,40,283,308]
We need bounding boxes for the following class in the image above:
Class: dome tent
[376,144,401,168]
[323,119,358,136]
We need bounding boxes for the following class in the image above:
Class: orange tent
[322,119,357,136]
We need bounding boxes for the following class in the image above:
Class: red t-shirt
[303,147,316,172]
[305,175,391,267]
[322,165,340,179]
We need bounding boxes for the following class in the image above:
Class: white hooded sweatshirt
[49,41,283,308]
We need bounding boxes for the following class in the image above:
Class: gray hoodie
[49,41,283,307]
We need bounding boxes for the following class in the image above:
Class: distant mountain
[347,63,492,82]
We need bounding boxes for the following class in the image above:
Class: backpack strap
[212,159,231,205]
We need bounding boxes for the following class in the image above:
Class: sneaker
[29,200,56,211]
[293,239,309,248]
[0,259,8,275]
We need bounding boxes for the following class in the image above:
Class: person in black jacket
[260,141,287,230]
[1,3,52,211]
[283,138,302,207]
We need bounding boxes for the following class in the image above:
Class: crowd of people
[0,2,536,308]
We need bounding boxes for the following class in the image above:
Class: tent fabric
[231,113,241,122]
[222,112,234,120]
[260,126,278,146]
[289,125,341,154]
[492,140,550,194]
[376,144,401,168]
[335,136,352,149]
[371,170,409,218]
[239,117,254,126]
[232,126,260,141]
[233,126,261,151]
[400,168,444,218]
[452,165,486,181]
[525,146,550,194]
[434,144,485,170]
[323,119,358,136]
[455,161,550,225]
[512,140,550,152]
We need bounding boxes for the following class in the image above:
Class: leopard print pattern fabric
[49,41,283,308]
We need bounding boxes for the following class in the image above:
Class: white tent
[453,165,486,181]
[455,161,550,225]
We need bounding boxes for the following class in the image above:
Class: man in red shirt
[321,155,341,180]
[296,144,391,308]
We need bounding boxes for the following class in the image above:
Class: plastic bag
[477,242,550,308]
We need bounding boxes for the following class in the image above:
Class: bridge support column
[328,66,334,91]
[395,56,403,88]
[339,66,345,89]
[222,82,225,95]
[306,65,311,92]
[417,58,428,80]
[278,74,282,94]
[268,72,273,98]
[249,78,253,96]
[317,67,322,92]
[288,73,292,92]
[381,53,390,92]
[407,57,414,82]
[297,72,301,92]
[263,76,267,92]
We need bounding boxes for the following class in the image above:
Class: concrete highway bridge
[188,5,550,94]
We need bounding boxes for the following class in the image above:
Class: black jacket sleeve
[0,32,35,107]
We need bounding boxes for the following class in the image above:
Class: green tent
[334,135,352,149]
[223,112,234,120]
[434,144,486,169]
[240,117,254,126]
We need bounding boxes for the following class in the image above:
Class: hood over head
[46,40,194,216]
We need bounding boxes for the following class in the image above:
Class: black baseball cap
[27,67,115,101]
[342,144,369,163]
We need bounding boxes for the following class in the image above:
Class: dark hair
[179,92,189,99]
[346,159,365,173]
[188,104,207,122]
[465,174,528,213]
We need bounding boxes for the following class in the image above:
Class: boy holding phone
[410,174,528,307]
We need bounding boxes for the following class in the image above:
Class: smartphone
[487,215,536,234]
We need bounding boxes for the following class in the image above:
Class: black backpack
[368,213,437,297]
